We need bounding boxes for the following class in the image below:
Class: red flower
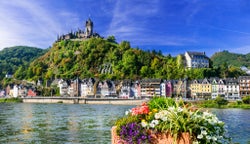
[131,103,149,115]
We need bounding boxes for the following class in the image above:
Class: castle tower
[85,18,93,37]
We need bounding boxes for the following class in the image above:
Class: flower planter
[111,126,192,144]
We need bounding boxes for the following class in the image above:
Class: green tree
[140,66,151,78]
[107,35,116,43]
[215,96,228,107]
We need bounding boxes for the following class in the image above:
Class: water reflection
[0,103,133,143]
[0,103,249,143]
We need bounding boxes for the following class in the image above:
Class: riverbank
[190,99,250,109]
[22,97,148,105]
[2,97,250,108]
[0,97,22,103]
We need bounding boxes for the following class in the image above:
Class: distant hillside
[210,50,250,68]
[0,46,47,79]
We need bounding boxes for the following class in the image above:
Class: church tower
[85,18,93,37]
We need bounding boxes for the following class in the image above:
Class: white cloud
[105,0,199,47]
[229,45,250,54]
[106,1,159,39]
[0,0,64,49]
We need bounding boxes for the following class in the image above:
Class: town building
[224,78,240,100]
[140,79,161,98]
[184,51,210,68]
[190,79,202,99]
[98,80,116,98]
[211,78,225,99]
[5,72,13,78]
[239,76,250,97]
[165,81,173,97]
[69,78,81,97]
[119,80,133,98]
[58,79,69,96]
[80,78,95,97]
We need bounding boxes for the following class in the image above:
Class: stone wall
[22,97,148,105]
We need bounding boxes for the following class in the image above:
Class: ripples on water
[0,103,134,144]
[0,103,249,144]
[210,109,250,144]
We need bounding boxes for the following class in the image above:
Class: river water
[0,103,249,144]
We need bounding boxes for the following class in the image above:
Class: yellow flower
[152,109,158,113]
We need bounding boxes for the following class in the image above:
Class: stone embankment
[22,97,148,105]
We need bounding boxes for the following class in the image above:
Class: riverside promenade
[22,97,148,105]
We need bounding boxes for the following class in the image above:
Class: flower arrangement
[113,97,231,144]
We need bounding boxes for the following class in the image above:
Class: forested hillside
[0,46,47,80]
[16,37,243,81]
[0,38,245,83]
[21,38,181,80]
[211,50,250,68]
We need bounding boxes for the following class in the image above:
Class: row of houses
[0,85,36,98]
[1,76,250,100]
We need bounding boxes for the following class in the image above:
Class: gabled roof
[239,76,250,79]
[225,78,238,84]
[202,78,211,84]
[186,51,208,59]
[191,79,202,84]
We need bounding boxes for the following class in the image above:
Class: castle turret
[85,18,93,37]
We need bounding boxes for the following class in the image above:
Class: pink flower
[131,103,149,115]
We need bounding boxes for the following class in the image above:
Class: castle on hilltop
[56,18,101,42]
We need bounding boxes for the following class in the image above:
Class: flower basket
[111,126,192,144]
[112,97,231,144]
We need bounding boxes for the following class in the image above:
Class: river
[0,103,249,144]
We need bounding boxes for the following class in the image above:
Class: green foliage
[106,35,117,43]
[2,39,248,83]
[0,46,47,80]
[147,97,177,110]
[0,97,23,103]
[24,38,203,80]
[211,50,250,68]
[215,96,229,106]
[195,100,217,108]
[195,99,250,109]
[242,96,250,104]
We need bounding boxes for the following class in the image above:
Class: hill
[21,38,190,81]
[12,39,247,82]
[0,46,47,80]
[210,50,250,68]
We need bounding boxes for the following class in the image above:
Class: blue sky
[1,0,250,57]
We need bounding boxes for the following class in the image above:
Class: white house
[80,78,95,97]
[160,81,167,97]
[119,80,133,98]
[5,72,13,78]
[211,78,225,99]
[13,85,19,98]
[58,79,69,96]
[184,51,209,68]
[224,78,240,100]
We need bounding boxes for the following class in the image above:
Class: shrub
[215,96,228,106]
[236,100,243,105]
[0,97,23,103]
[242,96,250,104]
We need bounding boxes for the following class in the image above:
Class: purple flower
[119,122,151,144]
